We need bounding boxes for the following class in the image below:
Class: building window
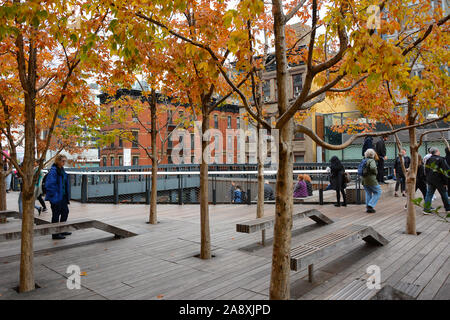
[237,117,240,129]
[110,138,114,149]
[168,110,174,124]
[102,156,107,167]
[118,155,123,166]
[191,133,195,150]
[110,156,115,166]
[263,81,270,101]
[110,107,114,117]
[227,116,232,129]
[294,154,304,163]
[293,74,303,97]
[132,131,139,148]
[119,137,123,148]
[214,114,219,129]
[132,156,139,166]
[294,132,304,141]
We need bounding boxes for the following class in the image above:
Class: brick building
[98,89,242,166]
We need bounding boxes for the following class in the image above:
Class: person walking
[329,156,347,207]
[293,174,308,198]
[362,149,382,213]
[45,155,71,239]
[423,147,450,214]
[445,146,450,191]
[362,136,374,157]
[233,185,243,203]
[34,167,47,214]
[263,180,274,200]
[230,181,236,203]
[375,135,388,184]
[394,149,410,197]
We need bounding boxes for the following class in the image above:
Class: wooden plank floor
[0,188,448,300]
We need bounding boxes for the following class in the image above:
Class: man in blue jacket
[45,154,71,240]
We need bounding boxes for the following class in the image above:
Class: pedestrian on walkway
[293,174,308,198]
[233,185,243,203]
[303,174,313,196]
[329,156,347,207]
[230,181,236,203]
[423,147,450,214]
[375,135,388,184]
[394,149,410,197]
[45,155,71,239]
[362,149,382,213]
[34,167,47,214]
[264,180,274,200]
[362,136,374,157]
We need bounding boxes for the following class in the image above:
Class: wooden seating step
[236,209,333,234]
[290,224,389,282]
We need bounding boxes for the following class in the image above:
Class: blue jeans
[364,184,382,208]
[424,183,450,212]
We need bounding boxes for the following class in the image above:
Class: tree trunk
[0,173,6,223]
[257,123,265,245]
[19,181,35,292]
[270,0,293,300]
[406,128,418,235]
[149,91,158,224]
[200,111,211,259]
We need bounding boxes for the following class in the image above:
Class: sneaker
[367,206,376,213]
[42,208,48,212]
[404,204,407,209]
[60,232,72,236]
[334,203,341,207]
[394,193,399,197]
[422,210,432,215]
[402,193,406,197]
[37,207,42,216]
[52,234,66,240]
[342,203,347,207]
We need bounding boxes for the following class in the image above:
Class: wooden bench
[0,217,137,242]
[290,224,388,282]
[236,209,333,246]
[0,210,51,225]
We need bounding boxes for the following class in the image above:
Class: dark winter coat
[362,136,374,157]
[394,156,411,178]
[425,155,449,186]
[375,138,386,158]
[45,164,71,204]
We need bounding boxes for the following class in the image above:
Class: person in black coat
[375,135,388,183]
[362,136,374,157]
[329,156,346,207]
[394,149,410,197]
[423,147,450,213]
[445,147,450,191]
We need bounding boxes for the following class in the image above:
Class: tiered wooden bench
[0,217,137,242]
[0,210,50,225]
[236,209,333,245]
[290,224,388,283]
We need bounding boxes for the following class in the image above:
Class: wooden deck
[0,189,448,300]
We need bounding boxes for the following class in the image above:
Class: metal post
[81,175,88,203]
[178,174,182,205]
[319,174,324,205]
[356,175,361,204]
[212,175,217,205]
[308,264,314,283]
[113,175,119,204]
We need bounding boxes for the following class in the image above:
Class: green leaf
[31,16,40,28]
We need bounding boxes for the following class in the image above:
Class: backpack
[240,190,247,203]
[41,172,49,195]
[357,158,368,177]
